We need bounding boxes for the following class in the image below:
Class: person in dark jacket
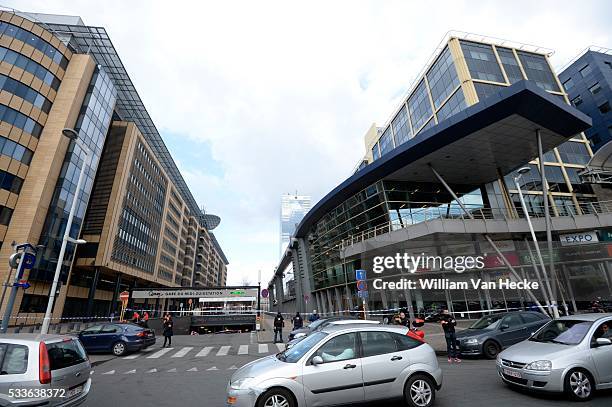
[393,311,409,327]
[162,314,173,347]
[273,312,284,343]
[308,310,320,323]
[441,309,460,363]
[292,312,303,329]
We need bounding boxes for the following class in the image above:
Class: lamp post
[513,167,559,318]
[41,128,89,334]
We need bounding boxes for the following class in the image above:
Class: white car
[228,323,442,407]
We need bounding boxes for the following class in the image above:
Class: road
[86,333,612,406]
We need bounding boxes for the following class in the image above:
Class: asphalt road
[85,333,612,406]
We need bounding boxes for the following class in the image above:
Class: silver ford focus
[227,324,442,407]
[496,313,612,401]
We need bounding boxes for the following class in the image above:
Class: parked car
[78,322,155,356]
[288,316,367,341]
[0,334,91,406]
[456,311,549,359]
[228,324,442,407]
[285,319,379,349]
[497,313,612,401]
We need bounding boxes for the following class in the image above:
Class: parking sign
[355,269,367,281]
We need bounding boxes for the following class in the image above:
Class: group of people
[273,309,320,343]
[131,310,150,327]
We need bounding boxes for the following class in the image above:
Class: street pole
[41,151,88,334]
[0,266,15,314]
[514,176,556,318]
[536,130,560,319]
[0,251,27,333]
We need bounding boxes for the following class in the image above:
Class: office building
[280,193,311,256]
[269,33,612,317]
[559,48,612,151]
[0,10,228,323]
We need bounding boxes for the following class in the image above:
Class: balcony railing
[339,200,612,249]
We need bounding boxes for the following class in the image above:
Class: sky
[6,0,611,286]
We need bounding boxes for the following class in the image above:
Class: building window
[474,82,504,102]
[426,46,460,109]
[391,105,411,146]
[497,47,524,84]
[562,77,575,91]
[407,79,433,131]
[516,51,560,92]
[0,205,13,225]
[436,88,466,122]
[459,41,505,83]
[598,101,610,114]
[579,64,592,78]
[571,96,583,107]
[0,170,23,194]
[589,83,602,95]
[556,141,591,165]
[378,126,394,156]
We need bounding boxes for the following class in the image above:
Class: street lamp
[41,128,90,334]
[513,167,559,318]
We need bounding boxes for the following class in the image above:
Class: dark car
[455,311,549,359]
[78,322,155,356]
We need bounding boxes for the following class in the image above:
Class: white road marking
[124,353,141,360]
[102,370,115,375]
[207,366,218,371]
[187,367,198,372]
[146,368,157,373]
[167,368,177,372]
[238,345,249,355]
[172,347,193,358]
[228,365,238,370]
[124,369,136,374]
[216,346,230,356]
[147,347,173,359]
[276,343,285,352]
[196,346,213,357]
[258,344,268,353]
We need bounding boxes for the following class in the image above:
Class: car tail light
[39,342,51,384]
[136,331,146,337]
[407,330,425,343]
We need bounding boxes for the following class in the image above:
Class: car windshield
[530,320,593,345]
[278,331,327,363]
[469,314,503,330]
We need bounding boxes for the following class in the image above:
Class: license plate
[66,385,83,398]
[503,368,521,378]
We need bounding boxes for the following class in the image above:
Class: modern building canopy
[293,80,591,239]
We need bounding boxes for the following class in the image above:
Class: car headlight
[464,338,478,345]
[230,377,255,390]
[526,360,552,371]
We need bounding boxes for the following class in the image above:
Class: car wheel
[112,341,127,356]
[483,340,500,359]
[565,369,594,402]
[257,388,295,407]
[404,374,435,407]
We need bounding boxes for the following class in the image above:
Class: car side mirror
[311,356,323,366]
[500,324,509,331]
[596,338,612,347]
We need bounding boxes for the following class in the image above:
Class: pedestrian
[441,309,460,363]
[132,310,140,324]
[308,309,320,323]
[162,314,173,347]
[142,311,149,328]
[292,312,303,329]
[393,311,409,327]
[273,311,284,343]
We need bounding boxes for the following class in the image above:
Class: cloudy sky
[6,0,611,285]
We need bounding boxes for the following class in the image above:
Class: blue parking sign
[356,269,367,281]
[357,290,369,298]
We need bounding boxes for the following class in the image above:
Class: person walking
[273,312,284,343]
[292,312,303,329]
[441,309,460,363]
[162,314,173,347]
[308,310,320,323]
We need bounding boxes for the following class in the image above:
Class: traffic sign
[13,280,30,289]
[261,288,269,298]
[356,280,367,291]
[356,269,366,281]
[357,290,369,298]
[119,291,130,301]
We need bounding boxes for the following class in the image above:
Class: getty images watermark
[371,253,540,291]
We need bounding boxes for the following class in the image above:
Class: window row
[0,22,69,69]
[0,74,52,113]
[0,136,34,165]
[0,169,23,194]
[0,103,43,138]
[0,47,60,90]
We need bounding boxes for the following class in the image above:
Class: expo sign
[560,231,599,246]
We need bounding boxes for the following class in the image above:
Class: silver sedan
[227,324,442,407]
[496,313,612,401]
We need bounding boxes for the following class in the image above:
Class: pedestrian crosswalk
[121,343,285,360]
